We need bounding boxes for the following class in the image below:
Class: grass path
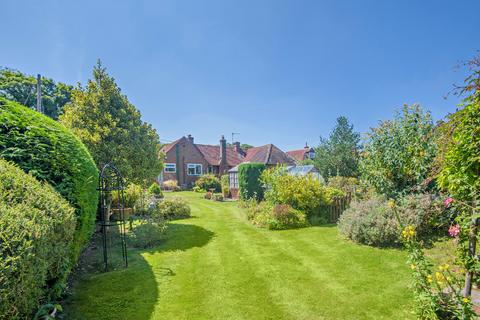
[65,192,413,319]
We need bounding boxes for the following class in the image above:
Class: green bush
[148,182,163,198]
[238,163,266,200]
[192,185,203,192]
[155,197,191,219]
[261,166,331,218]
[245,202,308,230]
[125,183,143,208]
[221,174,230,197]
[0,98,98,263]
[0,160,76,319]
[338,194,446,247]
[212,193,224,201]
[128,218,168,249]
[195,174,221,193]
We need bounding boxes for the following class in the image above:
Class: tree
[314,116,360,179]
[359,104,437,197]
[59,61,162,185]
[0,68,72,119]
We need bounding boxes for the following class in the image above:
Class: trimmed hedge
[238,163,266,200]
[0,159,76,319]
[0,98,98,263]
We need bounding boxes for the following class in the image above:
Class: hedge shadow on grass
[153,223,215,253]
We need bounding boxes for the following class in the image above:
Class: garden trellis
[98,163,128,272]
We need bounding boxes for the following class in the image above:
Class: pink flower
[444,197,454,207]
[448,224,460,238]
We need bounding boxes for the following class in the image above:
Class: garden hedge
[238,163,266,200]
[0,159,76,319]
[0,97,99,263]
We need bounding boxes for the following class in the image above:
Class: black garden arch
[98,163,128,272]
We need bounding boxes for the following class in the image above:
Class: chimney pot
[187,134,194,143]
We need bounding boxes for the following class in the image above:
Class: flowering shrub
[128,218,168,248]
[221,174,230,198]
[162,180,180,191]
[154,197,191,219]
[245,202,308,230]
[195,174,221,193]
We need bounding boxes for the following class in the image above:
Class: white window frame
[187,163,202,176]
[164,163,176,173]
[229,172,238,188]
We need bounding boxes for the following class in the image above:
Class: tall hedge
[0,97,99,262]
[238,163,266,200]
[0,160,76,319]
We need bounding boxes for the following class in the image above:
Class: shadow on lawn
[153,223,215,253]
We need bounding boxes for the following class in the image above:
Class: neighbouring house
[228,144,296,198]
[286,143,315,163]
[286,165,324,183]
[160,135,244,188]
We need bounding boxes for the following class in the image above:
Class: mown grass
[64,192,413,319]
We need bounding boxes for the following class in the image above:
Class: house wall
[163,138,210,188]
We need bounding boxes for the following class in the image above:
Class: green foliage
[0,160,76,319]
[59,61,162,185]
[192,185,202,192]
[261,166,330,218]
[338,194,445,247]
[437,93,480,202]
[148,182,163,197]
[238,163,266,200]
[0,97,99,263]
[128,218,168,249]
[155,197,191,219]
[359,104,437,197]
[314,116,360,179]
[0,68,73,119]
[163,179,180,191]
[195,174,221,193]
[124,183,143,208]
[212,193,224,201]
[220,174,230,197]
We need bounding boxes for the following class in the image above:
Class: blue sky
[1,0,479,150]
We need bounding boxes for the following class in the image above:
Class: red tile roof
[245,144,295,165]
[195,144,244,167]
[286,149,307,162]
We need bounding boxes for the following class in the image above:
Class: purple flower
[448,224,460,238]
[444,197,454,207]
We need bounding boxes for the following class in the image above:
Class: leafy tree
[359,104,437,197]
[0,68,72,119]
[314,116,360,179]
[437,55,480,202]
[59,61,162,185]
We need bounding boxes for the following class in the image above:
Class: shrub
[212,193,224,201]
[162,179,180,191]
[359,104,437,197]
[0,160,76,319]
[261,166,330,217]
[221,174,230,197]
[128,218,167,249]
[195,174,221,193]
[338,194,446,247]
[155,197,191,219]
[192,185,203,192]
[0,98,98,264]
[148,182,163,198]
[204,192,212,200]
[246,202,308,230]
[238,163,266,200]
[124,183,143,208]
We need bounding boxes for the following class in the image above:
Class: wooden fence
[328,192,353,223]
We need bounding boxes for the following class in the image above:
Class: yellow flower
[427,275,433,283]
[410,264,416,270]
[387,199,396,209]
[402,226,416,240]
[463,297,470,303]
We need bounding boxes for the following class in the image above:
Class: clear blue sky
[1,0,479,150]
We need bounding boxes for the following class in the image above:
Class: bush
[204,192,212,200]
[0,160,76,319]
[195,174,221,193]
[162,179,180,191]
[128,218,167,248]
[221,174,230,197]
[192,185,203,192]
[238,163,266,200]
[124,183,143,208]
[245,202,308,230]
[212,193,224,201]
[261,166,330,218]
[155,197,191,219]
[338,194,446,247]
[0,98,98,264]
[148,182,163,198]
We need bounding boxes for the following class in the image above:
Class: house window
[187,163,202,176]
[229,172,238,188]
[164,163,176,173]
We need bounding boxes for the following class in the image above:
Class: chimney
[233,142,245,156]
[187,134,194,144]
[219,135,227,172]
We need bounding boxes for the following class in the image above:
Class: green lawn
[65,192,413,319]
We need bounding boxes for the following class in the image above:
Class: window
[187,163,202,176]
[229,172,238,188]
[164,163,176,173]
[308,150,315,160]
